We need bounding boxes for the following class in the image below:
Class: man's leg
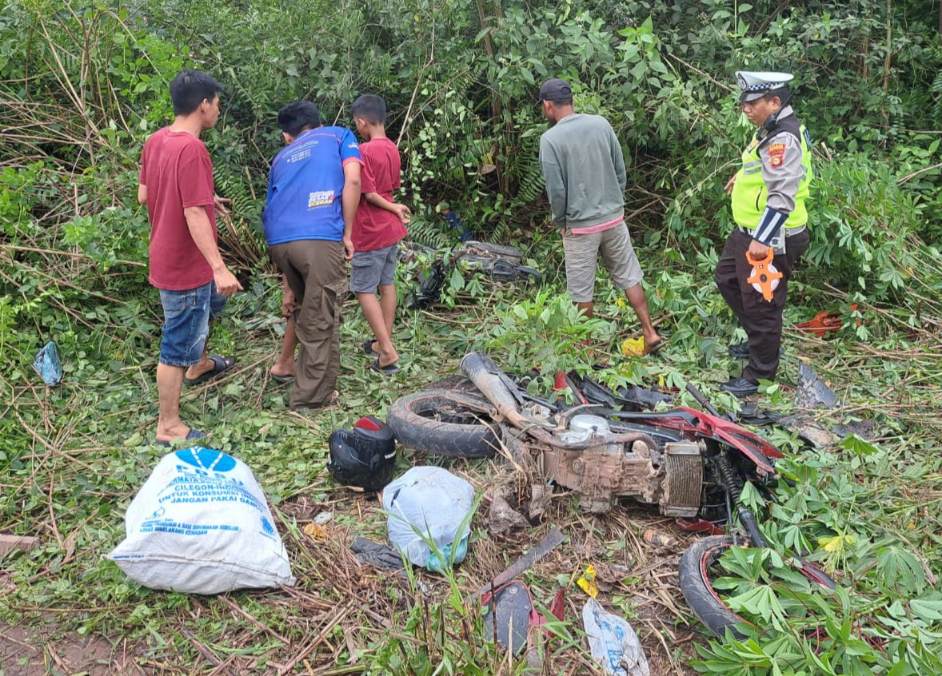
[601,222,661,347]
[379,284,396,336]
[741,229,811,382]
[562,229,600,317]
[357,293,398,367]
[715,231,748,323]
[352,247,398,367]
[271,318,298,378]
[156,363,188,441]
[184,285,229,381]
[379,245,399,337]
[155,284,212,441]
[275,240,344,408]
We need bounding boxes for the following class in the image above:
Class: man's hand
[214,194,231,216]
[724,174,737,194]
[393,203,412,224]
[214,266,243,297]
[343,236,355,260]
[747,239,771,260]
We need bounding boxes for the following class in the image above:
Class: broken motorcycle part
[472,526,564,600]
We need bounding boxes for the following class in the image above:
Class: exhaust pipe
[460,352,527,427]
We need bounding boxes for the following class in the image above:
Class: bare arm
[365,192,411,222]
[341,161,362,259]
[183,205,242,295]
[137,184,147,204]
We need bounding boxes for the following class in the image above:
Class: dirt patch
[0,623,143,675]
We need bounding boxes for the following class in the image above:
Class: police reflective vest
[731,125,813,231]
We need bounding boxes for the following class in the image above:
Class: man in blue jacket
[264,101,362,409]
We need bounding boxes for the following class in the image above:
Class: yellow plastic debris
[577,564,599,598]
[303,522,328,540]
[620,337,645,357]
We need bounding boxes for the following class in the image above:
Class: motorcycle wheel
[679,536,750,638]
[387,389,499,458]
[679,535,837,638]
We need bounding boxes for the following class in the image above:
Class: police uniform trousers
[714,228,810,382]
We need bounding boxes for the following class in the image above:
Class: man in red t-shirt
[349,95,410,374]
[138,70,242,444]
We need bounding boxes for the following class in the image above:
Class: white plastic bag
[582,598,650,676]
[382,466,474,572]
[108,447,295,594]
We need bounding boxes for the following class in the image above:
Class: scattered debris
[473,527,565,599]
[577,564,599,598]
[405,241,540,309]
[795,363,839,409]
[32,340,62,386]
[620,337,646,358]
[642,529,678,548]
[302,523,328,540]
[487,487,530,536]
[108,446,295,594]
[313,511,334,526]
[583,598,651,676]
[796,310,843,336]
[483,580,535,655]
[0,534,39,558]
[350,537,405,572]
[383,466,475,572]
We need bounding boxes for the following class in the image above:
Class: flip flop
[370,358,400,375]
[361,338,378,356]
[156,428,206,447]
[270,372,294,384]
[184,355,236,385]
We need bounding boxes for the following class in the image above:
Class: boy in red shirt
[350,95,410,374]
[138,70,242,444]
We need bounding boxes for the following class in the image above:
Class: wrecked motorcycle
[388,352,834,636]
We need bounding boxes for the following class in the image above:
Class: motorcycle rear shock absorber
[716,451,768,548]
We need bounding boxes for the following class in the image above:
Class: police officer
[715,71,813,397]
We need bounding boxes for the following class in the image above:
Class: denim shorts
[158,281,227,367]
[350,244,399,294]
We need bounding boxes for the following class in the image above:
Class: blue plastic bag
[33,341,62,386]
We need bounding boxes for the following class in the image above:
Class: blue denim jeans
[158,282,226,367]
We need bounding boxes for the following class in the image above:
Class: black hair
[169,70,222,116]
[277,101,321,137]
[351,94,386,125]
[765,86,792,106]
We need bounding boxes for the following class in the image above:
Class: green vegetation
[1,0,941,672]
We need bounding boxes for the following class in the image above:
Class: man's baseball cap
[538,78,573,103]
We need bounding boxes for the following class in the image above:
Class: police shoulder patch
[768,143,786,168]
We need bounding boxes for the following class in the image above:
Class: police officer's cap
[736,71,794,102]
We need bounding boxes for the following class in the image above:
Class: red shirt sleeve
[360,144,377,194]
[178,141,215,209]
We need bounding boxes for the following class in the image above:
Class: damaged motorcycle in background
[388,352,835,637]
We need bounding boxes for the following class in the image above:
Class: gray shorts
[562,222,643,302]
[350,244,399,294]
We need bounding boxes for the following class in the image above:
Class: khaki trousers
[269,240,344,408]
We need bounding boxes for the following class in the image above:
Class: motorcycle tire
[387,389,499,458]
[679,536,838,638]
[679,536,749,638]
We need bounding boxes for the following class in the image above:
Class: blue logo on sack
[261,517,274,535]
[174,447,237,473]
